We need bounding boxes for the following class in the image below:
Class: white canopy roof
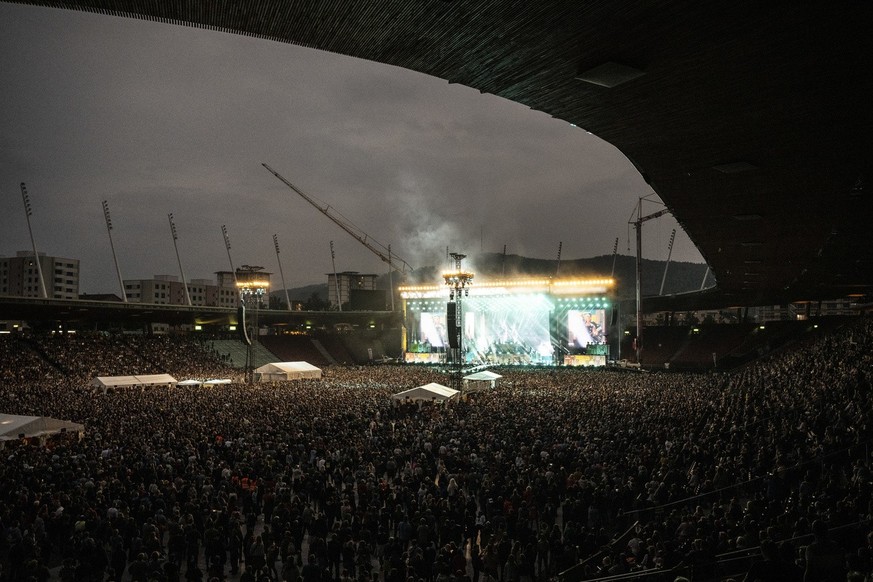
[463,370,502,393]
[176,379,202,386]
[0,413,84,441]
[392,382,459,402]
[254,362,322,380]
[91,374,178,388]
[255,362,321,373]
[463,370,503,381]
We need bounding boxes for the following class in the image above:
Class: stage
[399,276,616,368]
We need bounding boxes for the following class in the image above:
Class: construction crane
[630,196,671,363]
[262,163,414,274]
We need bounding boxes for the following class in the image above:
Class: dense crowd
[1,318,872,582]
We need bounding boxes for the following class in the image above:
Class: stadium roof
[8,0,873,307]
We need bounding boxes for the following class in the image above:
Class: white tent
[0,413,84,444]
[177,379,202,387]
[254,362,322,382]
[463,370,503,392]
[392,382,459,403]
[91,374,178,394]
[203,379,232,386]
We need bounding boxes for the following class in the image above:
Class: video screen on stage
[411,294,554,364]
[567,309,607,347]
[402,277,614,366]
[463,295,553,363]
[418,312,448,349]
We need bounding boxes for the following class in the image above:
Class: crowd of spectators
[0,317,872,582]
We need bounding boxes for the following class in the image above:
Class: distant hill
[270,283,328,305]
[274,253,711,305]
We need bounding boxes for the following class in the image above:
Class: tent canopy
[463,370,502,393]
[463,371,503,381]
[0,413,84,442]
[176,379,202,386]
[392,382,459,402]
[254,362,322,381]
[91,374,178,388]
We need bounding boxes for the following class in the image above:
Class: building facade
[124,275,239,307]
[0,251,80,300]
[327,272,378,309]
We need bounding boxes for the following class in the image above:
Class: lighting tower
[19,183,47,298]
[168,214,192,306]
[236,265,270,383]
[103,201,127,302]
[443,252,474,393]
[221,225,239,299]
[273,234,292,311]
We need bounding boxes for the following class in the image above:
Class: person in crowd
[0,319,871,581]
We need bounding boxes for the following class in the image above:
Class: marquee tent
[254,362,322,381]
[0,413,84,443]
[463,370,503,392]
[392,383,459,403]
[91,374,178,394]
[176,379,202,387]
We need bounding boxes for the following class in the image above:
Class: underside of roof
[9,0,873,306]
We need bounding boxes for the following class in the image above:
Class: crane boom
[262,163,414,273]
[638,207,670,224]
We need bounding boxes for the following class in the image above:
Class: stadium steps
[314,334,356,364]
[208,339,277,369]
[339,335,387,363]
[310,339,338,365]
[667,333,695,367]
[257,335,331,367]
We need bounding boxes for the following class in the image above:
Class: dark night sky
[1,3,703,294]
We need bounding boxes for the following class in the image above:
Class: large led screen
[567,309,607,348]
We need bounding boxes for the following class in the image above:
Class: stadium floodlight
[167,213,192,306]
[273,234,292,311]
[221,225,240,301]
[19,183,47,298]
[102,201,127,302]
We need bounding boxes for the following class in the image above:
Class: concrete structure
[327,272,378,310]
[0,251,79,300]
[755,299,860,323]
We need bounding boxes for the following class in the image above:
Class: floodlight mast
[168,213,192,307]
[103,201,127,303]
[19,183,47,299]
[262,163,414,274]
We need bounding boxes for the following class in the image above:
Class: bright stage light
[402,273,614,367]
